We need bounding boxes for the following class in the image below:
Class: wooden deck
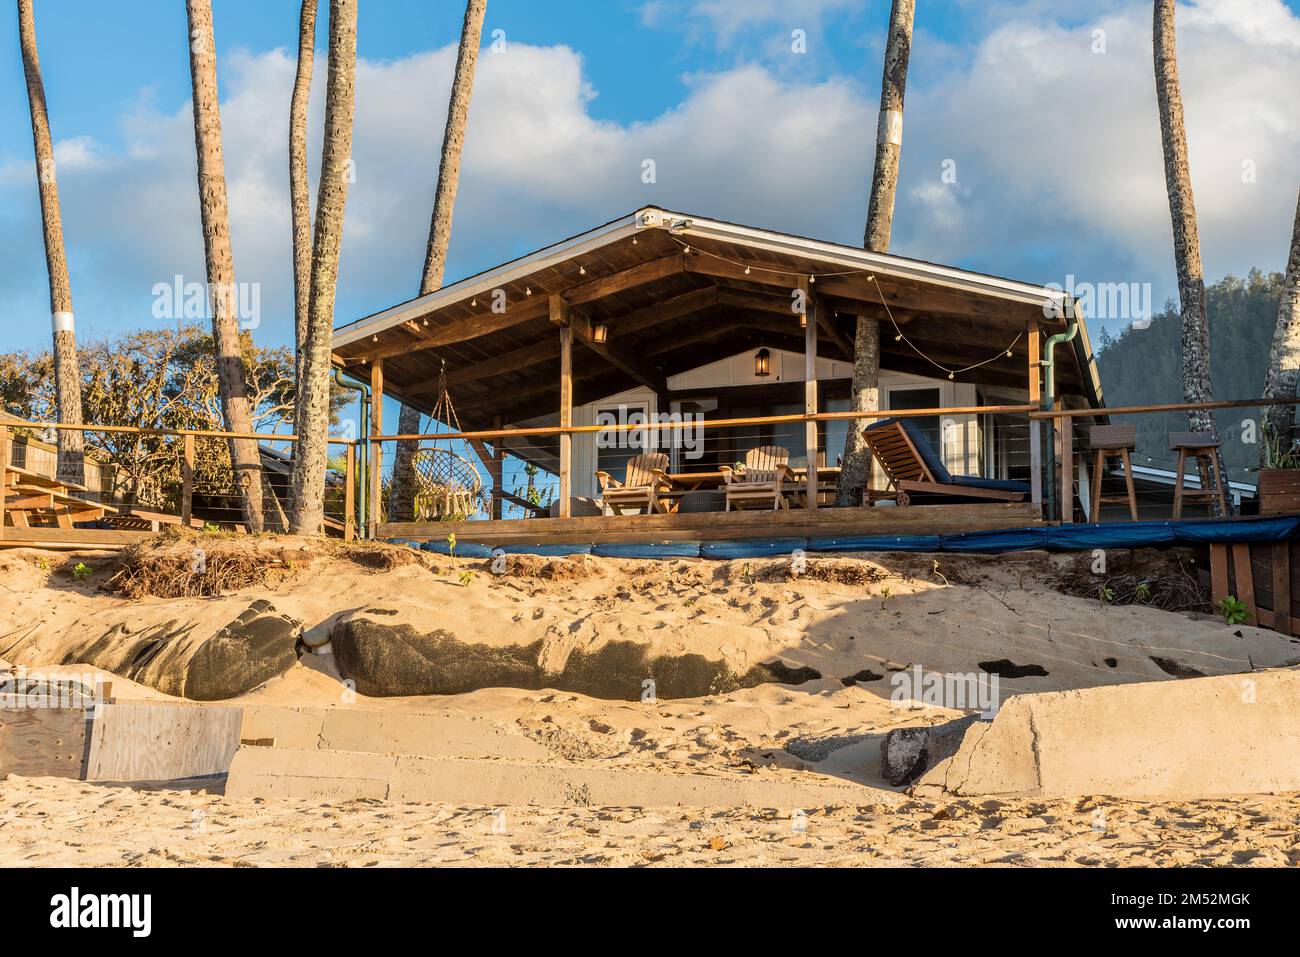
[379,501,1043,546]
[0,527,154,550]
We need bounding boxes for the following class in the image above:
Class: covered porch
[331,207,1105,544]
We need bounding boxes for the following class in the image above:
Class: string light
[867,274,1023,380]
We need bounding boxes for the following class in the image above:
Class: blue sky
[4,0,1300,359]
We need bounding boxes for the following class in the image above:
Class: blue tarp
[700,538,810,560]
[591,541,703,559]
[807,534,943,553]
[389,515,1300,561]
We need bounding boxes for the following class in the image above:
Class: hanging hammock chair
[411,360,485,521]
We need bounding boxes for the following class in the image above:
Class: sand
[2,775,1297,867]
[3,539,1300,866]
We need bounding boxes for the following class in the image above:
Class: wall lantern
[754,348,771,378]
[593,323,609,344]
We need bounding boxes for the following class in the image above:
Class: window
[595,402,650,479]
[887,387,943,454]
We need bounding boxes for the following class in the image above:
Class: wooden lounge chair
[720,446,797,510]
[596,452,672,515]
[862,418,1030,505]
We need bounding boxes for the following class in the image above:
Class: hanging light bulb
[471,297,477,306]
[744,266,751,275]
[809,274,816,284]
[1006,349,1013,357]
[948,372,955,380]
[423,318,429,325]
[579,265,587,275]
[526,287,533,296]
[684,245,691,254]
[372,334,378,343]
[894,333,902,342]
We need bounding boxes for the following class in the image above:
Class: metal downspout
[1041,310,1080,522]
[333,369,370,538]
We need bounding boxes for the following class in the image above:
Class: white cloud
[4,0,1300,352]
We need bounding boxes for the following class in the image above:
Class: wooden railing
[9,394,1299,543]
[0,421,358,542]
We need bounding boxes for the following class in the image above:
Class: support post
[552,295,573,518]
[1028,416,1043,516]
[369,359,384,537]
[1058,411,1073,524]
[181,432,195,527]
[803,280,819,510]
[491,416,504,520]
[0,424,7,542]
[344,443,356,541]
[1027,318,1041,405]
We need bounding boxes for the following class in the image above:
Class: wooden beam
[569,310,667,394]
[181,433,195,527]
[606,286,720,335]
[563,253,684,305]
[441,339,562,389]
[369,359,384,537]
[422,288,721,397]
[348,297,551,363]
[803,279,819,510]
[1232,543,1257,625]
[687,255,1028,321]
[554,296,573,519]
[378,501,1043,546]
[1027,318,1041,405]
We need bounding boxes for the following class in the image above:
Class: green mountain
[1093,269,1286,485]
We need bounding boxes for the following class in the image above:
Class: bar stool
[1086,424,1139,522]
[1169,431,1228,518]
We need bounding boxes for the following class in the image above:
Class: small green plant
[879,585,892,610]
[1219,595,1248,626]
[72,562,92,581]
[203,523,220,533]
[34,556,50,572]
[1261,423,1300,470]
[1134,582,1153,603]
[1098,585,1115,607]
[458,569,476,587]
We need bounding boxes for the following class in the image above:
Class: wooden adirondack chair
[862,418,1029,505]
[720,446,797,510]
[596,452,673,515]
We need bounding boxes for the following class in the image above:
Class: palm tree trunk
[289,0,358,535]
[186,0,265,531]
[391,0,487,520]
[1153,0,1228,511]
[835,0,914,507]
[18,0,85,489]
[290,0,318,396]
[1261,191,1300,461]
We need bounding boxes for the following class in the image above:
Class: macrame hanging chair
[412,359,484,521]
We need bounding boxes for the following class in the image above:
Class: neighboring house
[0,412,116,502]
